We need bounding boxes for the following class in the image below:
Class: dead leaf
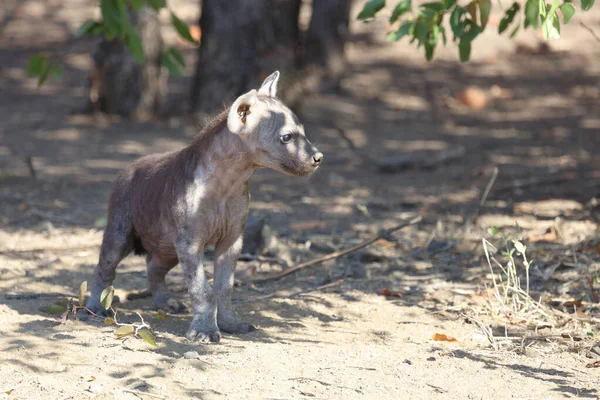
[493,316,526,324]
[529,229,558,243]
[114,325,134,338]
[53,199,68,208]
[177,25,201,46]
[431,333,459,343]
[585,360,600,368]
[289,220,327,231]
[375,239,396,248]
[381,289,401,298]
[456,87,487,110]
[156,310,168,321]
[79,281,87,306]
[563,299,583,308]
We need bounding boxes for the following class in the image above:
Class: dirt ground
[2,1,600,399]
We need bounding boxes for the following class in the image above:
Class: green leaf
[168,47,185,67]
[114,325,134,338]
[129,0,145,11]
[444,0,457,9]
[387,21,414,41]
[510,25,520,37]
[101,0,127,35]
[542,10,561,38]
[160,53,183,75]
[420,2,446,12]
[450,6,467,38]
[44,302,68,315]
[104,317,115,325]
[414,19,428,46]
[487,226,500,236]
[559,2,575,22]
[513,240,526,254]
[498,2,520,34]
[425,42,435,60]
[171,12,199,45]
[581,0,594,10]
[357,0,386,20]
[100,286,115,310]
[479,0,492,28]
[466,1,478,23]
[79,281,87,306]
[390,0,412,23]
[37,62,51,87]
[544,0,561,24]
[138,329,158,347]
[125,28,145,63]
[459,40,471,61]
[524,0,540,28]
[146,0,165,10]
[75,20,104,38]
[49,65,64,79]
[439,25,447,45]
[27,55,48,76]
[458,22,481,62]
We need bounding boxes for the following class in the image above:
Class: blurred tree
[189,0,352,113]
[28,0,352,117]
[86,5,167,119]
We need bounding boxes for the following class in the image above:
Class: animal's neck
[193,125,255,199]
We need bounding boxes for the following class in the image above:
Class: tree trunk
[86,6,167,120]
[190,0,300,114]
[304,0,351,83]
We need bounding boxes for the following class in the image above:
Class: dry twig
[251,216,422,283]
[250,279,344,300]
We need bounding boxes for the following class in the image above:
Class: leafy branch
[357,0,595,62]
[28,0,198,87]
[43,281,159,347]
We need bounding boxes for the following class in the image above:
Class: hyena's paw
[154,294,188,315]
[185,315,221,343]
[76,303,111,321]
[218,314,257,335]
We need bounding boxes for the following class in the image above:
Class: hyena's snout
[311,150,323,167]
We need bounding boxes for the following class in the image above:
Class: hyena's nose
[312,152,323,167]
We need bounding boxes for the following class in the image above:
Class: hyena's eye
[280,133,293,144]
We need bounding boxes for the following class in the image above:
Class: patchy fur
[79,71,323,343]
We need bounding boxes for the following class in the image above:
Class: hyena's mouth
[279,162,315,177]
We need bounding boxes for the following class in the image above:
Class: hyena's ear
[228,89,257,133]
[258,71,280,97]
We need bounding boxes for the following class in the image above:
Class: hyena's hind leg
[146,255,187,314]
[78,216,134,320]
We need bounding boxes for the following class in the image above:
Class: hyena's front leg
[214,236,256,334]
[175,236,220,343]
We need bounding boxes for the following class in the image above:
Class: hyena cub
[79,71,323,343]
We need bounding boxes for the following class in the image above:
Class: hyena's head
[227,71,323,176]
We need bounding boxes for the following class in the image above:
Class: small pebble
[426,357,436,362]
[88,383,103,393]
[184,351,200,360]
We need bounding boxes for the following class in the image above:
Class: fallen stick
[250,279,343,301]
[251,216,422,283]
[6,292,75,300]
[120,388,167,399]
[0,244,100,255]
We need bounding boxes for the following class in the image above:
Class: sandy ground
[1,1,600,399]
